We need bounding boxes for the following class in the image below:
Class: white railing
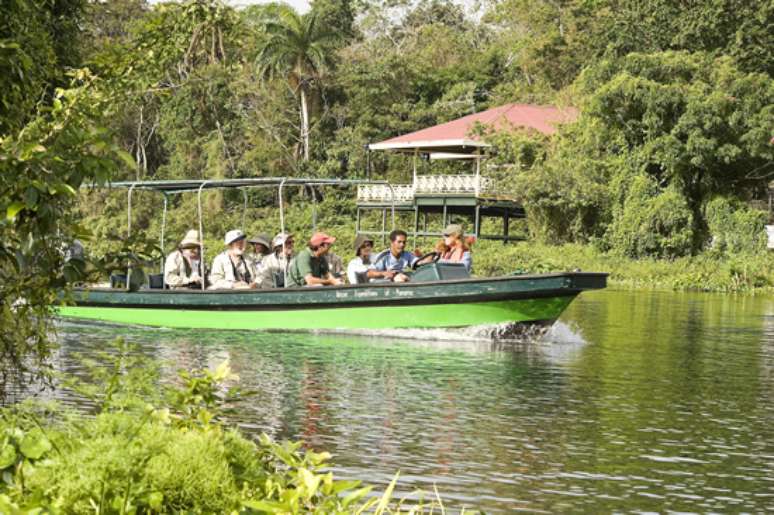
[357,184,414,204]
[414,175,493,195]
[357,176,495,203]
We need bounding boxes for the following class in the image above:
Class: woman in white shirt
[348,235,401,283]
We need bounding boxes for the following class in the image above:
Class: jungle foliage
[1,0,773,398]
[69,0,773,262]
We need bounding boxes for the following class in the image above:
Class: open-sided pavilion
[356,103,577,243]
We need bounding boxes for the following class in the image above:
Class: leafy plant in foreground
[0,341,463,513]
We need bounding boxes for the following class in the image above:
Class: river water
[52,289,774,512]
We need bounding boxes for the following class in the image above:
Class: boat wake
[314,320,585,345]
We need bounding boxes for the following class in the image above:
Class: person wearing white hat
[255,232,295,289]
[208,229,257,289]
[164,229,205,289]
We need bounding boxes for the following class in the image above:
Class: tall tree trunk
[300,86,310,161]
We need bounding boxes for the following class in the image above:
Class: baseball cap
[309,232,336,246]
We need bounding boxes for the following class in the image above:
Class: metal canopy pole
[413,205,419,247]
[126,183,138,291]
[474,204,481,238]
[412,148,418,185]
[309,185,317,232]
[160,193,168,275]
[241,188,248,231]
[365,145,371,180]
[386,183,396,230]
[475,151,481,197]
[278,178,288,235]
[278,178,288,288]
[196,180,211,291]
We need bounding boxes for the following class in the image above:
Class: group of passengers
[164,224,472,290]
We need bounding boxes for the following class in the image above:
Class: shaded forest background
[6,0,773,259]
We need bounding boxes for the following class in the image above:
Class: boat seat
[148,273,164,289]
[110,274,127,289]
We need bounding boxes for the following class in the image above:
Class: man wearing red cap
[287,232,344,287]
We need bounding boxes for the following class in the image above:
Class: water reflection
[50,290,774,512]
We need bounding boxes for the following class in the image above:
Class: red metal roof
[369,103,578,153]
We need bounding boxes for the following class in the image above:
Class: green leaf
[6,202,24,220]
[0,443,16,469]
[331,479,362,494]
[298,467,321,499]
[19,428,52,460]
[342,486,372,508]
[49,183,77,196]
[147,491,164,511]
[372,472,399,515]
[241,499,287,512]
[116,149,136,169]
[24,187,38,209]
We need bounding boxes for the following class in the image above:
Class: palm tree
[257,6,338,161]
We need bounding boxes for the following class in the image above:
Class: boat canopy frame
[86,177,398,291]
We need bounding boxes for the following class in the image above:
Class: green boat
[58,178,606,332]
[58,269,606,330]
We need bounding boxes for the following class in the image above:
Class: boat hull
[56,273,606,331]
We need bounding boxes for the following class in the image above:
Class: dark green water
[53,290,774,512]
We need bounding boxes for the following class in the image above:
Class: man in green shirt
[287,232,345,287]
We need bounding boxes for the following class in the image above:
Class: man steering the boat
[372,229,417,283]
[209,230,257,289]
[287,232,344,287]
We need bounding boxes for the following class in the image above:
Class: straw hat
[442,224,464,237]
[179,229,202,249]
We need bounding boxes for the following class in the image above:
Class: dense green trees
[518,51,773,257]
[257,6,340,161]
[60,0,774,261]
[1,0,130,400]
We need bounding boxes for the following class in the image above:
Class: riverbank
[473,241,774,293]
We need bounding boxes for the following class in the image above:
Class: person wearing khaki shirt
[247,233,272,277]
[208,230,257,290]
[164,230,205,289]
[256,232,294,288]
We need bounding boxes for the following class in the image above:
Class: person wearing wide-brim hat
[164,229,206,289]
[208,229,257,289]
[247,233,272,274]
[346,234,392,284]
[248,234,272,255]
[255,232,295,289]
[439,223,473,272]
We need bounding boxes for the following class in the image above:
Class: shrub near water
[0,342,450,514]
[605,176,694,259]
[705,197,767,255]
[473,240,774,293]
